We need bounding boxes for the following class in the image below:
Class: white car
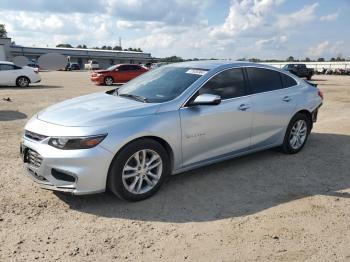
[0,61,41,87]
[84,60,99,70]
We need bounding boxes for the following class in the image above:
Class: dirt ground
[0,72,349,262]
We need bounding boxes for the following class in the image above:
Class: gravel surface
[0,72,349,261]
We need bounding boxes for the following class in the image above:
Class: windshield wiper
[118,93,148,103]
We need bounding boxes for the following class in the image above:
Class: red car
[90,64,148,86]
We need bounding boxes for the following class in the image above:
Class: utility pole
[119,37,122,48]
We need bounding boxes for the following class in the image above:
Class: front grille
[25,130,48,142]
[27,149,43,168]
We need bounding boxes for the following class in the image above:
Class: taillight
[318,90,324,100]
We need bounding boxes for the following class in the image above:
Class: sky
[0,0,349,60]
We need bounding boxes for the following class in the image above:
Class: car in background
[84,60,99,70]
[0,61,41,87]
[90,64,148,86]
[27,60,40,70]
[22,61,323,201]
[283,64,314,80]
[65,63,80,71]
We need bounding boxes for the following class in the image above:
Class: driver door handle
[238,104,250,111]
[282,96,292,102]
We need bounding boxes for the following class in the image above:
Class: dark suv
[283,64,314,80]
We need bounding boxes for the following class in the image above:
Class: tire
[107,138,171,201]
[16,76,30,87]
[104,76,114,86]
[281,113,311,154]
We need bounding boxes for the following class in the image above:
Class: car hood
[93,70,110,74]
[37,92,160,127]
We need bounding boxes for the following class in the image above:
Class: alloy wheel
[122,149,163,194]
[18,77,29,87]
[289,119,307,150]
[105,77,113,86]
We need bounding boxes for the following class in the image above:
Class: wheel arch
[16,75,31,83]
[292,109,313,130]
[111,135,175,172]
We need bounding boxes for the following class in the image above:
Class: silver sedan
[21,61,323,201]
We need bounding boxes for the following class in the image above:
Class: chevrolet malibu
[21,61,323,201]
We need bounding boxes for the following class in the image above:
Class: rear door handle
[282,96,292,102]
[238,104,250,111]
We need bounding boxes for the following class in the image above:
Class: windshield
[117,66,207,103]
[106,65,118,71]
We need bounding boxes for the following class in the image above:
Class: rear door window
[198,68,246,99]
[246,67,283,94]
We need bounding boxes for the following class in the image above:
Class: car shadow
[55,132,350,223]
[0,110,27,121]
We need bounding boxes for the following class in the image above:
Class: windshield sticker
[186,69,208,76]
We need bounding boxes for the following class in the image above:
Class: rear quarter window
[281,73,297,88]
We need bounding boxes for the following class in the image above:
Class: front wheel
[16,76,30,87]
[281,113,311,154]
[107,139,170,201]
[104,76,114,86]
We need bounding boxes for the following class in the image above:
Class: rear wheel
[16,76,30,87]
[107,139,170,201]
[104,76,114,86]
[281,113,311,154]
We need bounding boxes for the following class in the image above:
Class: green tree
[0,24,7,38]
[287,56,294,62]
[317,57,325,62]
[56,43,73,48]
[305,57,311,62]
[113,45,122,51]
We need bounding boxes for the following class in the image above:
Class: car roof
[0,61,14,65]
[116,64,141,66]
[167,60,280,71]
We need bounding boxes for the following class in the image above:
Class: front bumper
[90,75,103,85]
[21,136,114,195]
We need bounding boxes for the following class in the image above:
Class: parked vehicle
[27,60,40,70]
[65,62,80,71]
[90,64,148,86]
[84,60,99,70]
[0,61,41,87]
[21,61,323,201]
[283,64,314,80]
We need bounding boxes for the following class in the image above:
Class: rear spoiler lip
[304,80,318,87]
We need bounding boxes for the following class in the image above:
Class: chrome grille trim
[27,149,43,168]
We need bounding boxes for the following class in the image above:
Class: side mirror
[189,94,221,106]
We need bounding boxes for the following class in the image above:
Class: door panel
[180,97,253,167]
[245,67,297,148]
[0,64,16,85]
[250,89,296,148]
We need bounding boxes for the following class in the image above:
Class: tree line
[56,43,143,52]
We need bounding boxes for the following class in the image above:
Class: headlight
[48,134,107,150]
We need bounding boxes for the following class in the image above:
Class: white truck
[84,60,99,70]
